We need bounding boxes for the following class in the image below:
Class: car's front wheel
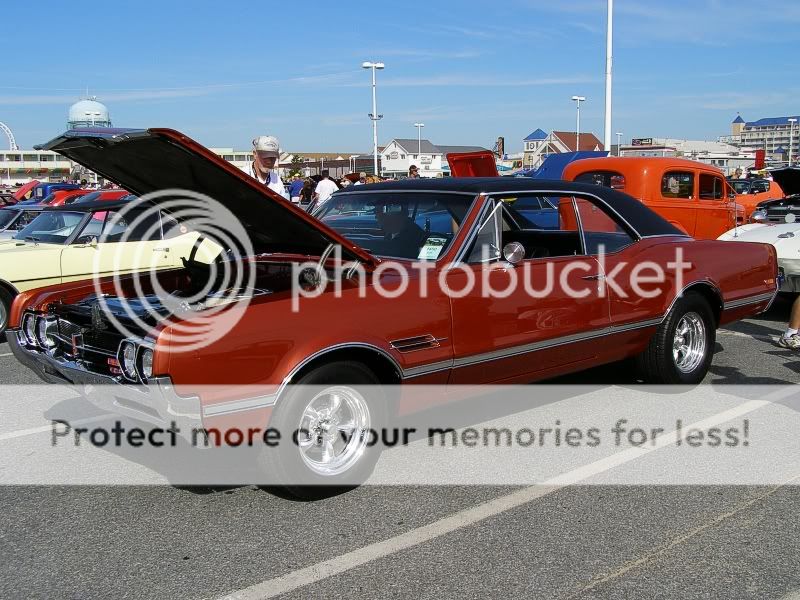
[259,361,387,499]
[636,292,716,384]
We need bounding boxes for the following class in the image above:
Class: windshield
[0,209,18,229]
[13,211,85,244]
[729,180,751,194]
[315,192,472,260]
[69,191,100,204]
[574,170,626,190]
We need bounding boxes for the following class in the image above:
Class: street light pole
[362,61,385,176]
[571,96,586,152]
[414,123,424,158]
[603,0,613,152]
[789,118,797,165]
[615,131,623,156]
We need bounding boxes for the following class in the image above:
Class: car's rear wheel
[259,361,386,499]
[0,287,13,337]
[636,292,716,384]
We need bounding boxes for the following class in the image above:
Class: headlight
[35,316,57,349]
[118,340,138,381]
[139,348,154,381]
[22,313,38,346]
[751,209,767,222]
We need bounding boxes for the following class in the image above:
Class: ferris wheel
[0,122,19,151]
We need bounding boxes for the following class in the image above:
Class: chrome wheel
[672,312,706,373]
[296,386,371,477]
[0,299,7,332]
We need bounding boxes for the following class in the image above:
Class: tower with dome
[67,97,112,129]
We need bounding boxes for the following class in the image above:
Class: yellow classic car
[0,198,216,334]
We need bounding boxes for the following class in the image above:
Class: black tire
[259,361,387,500]
[0,287,13,338]
[636,292,716,384]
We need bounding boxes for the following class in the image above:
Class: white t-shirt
[314,178,339,203]
[241,162,289,200]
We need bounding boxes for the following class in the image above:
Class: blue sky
[2,0,800,153]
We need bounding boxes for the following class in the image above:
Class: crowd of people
[246,133,423,213]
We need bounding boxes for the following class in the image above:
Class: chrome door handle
[582,274,605,280]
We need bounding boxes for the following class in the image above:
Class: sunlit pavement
[0,295,797,599]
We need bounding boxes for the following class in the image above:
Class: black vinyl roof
[340,177,686,237]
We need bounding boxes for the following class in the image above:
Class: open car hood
[36,128,376,264]
[447,150,499,177]
[769,167,800,197]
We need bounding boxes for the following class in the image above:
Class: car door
[60,208,171,283]
[446,193,611,385]
[695,172,736,239]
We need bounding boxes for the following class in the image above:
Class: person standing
[313,170,339,207]
[288,175,304,204]
[243,135,289,200]
[778,296,800,349]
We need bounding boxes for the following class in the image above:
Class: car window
[317,192,470,260]
[699,174,724,200]
[68,191,99,205]
[98,209,162,243]
[574,170,626,191]
[13,211,85,244]
[750,180,770,193]
[661,172,694,199]
[573,197,636,254]
[729,180,750,194]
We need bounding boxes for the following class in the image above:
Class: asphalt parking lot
[0,295,798,599]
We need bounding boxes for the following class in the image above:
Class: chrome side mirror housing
[502,242,525,266]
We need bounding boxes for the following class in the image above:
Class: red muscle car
[6,128,778,496]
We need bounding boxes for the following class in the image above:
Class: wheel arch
[285,343,403,387]
[666,281,723,327]
[0,279,19,299]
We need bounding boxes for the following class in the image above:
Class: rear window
[661,172,694,199]
[574,170,626,190]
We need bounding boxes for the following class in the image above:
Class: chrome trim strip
[202,394,278,418]
[660,280,723,324]
[724,292,776,310]
[445,318,661,371]
[453,194,491,264]
[403,360,454,378]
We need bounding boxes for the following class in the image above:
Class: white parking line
[0,415,109,442]
[0,352,13,358]
[220,398,773,600]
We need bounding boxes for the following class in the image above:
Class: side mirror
[502,242,525,266]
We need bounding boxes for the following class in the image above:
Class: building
[719,114,800,164]
[522,129,604,170]
[67,97,112,129]
[380,139,489,178]
[0,149,73,185]
[209,149,378,181]
[619,137,756,175]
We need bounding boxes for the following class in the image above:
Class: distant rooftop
[732,114,745,124]
[744,115,800,127]
[524,128,548,141]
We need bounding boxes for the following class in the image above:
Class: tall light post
[362,61,385,176]
[414,123,425,158]
[615,131,623,156]
[789,118,797,165]
[603,0,614,152]
[571,96,586,152]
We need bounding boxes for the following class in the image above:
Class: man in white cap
[244,135,289,200]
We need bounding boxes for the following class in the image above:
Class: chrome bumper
[6,330,202,440]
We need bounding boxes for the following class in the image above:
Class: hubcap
[672,312,706,373]
[0,300,6,332]
[296,386,371,477]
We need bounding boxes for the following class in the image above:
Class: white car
[718,167,800,292]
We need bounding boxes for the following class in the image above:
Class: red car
[7,128,778,495]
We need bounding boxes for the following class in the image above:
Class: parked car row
[2,128,779,497]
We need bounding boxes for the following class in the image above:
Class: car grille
[51,318,121,376]
[766,205,800,223]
